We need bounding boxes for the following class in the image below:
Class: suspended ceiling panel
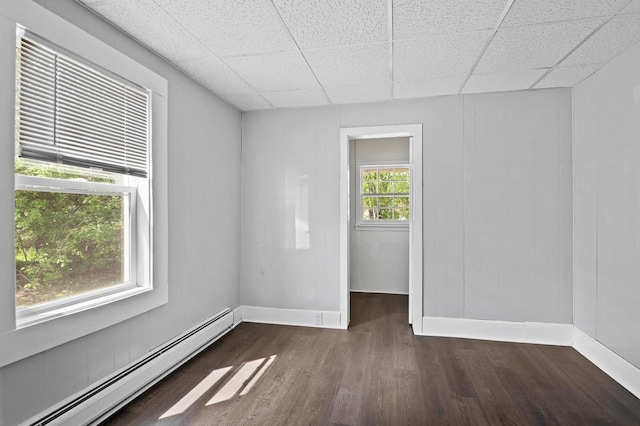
[561,12,640,66]
[303,43,390,88]
[77,0,640,111]
[272,0,388,48]
[502,0,627,26]
[535,63,603,89]
[393,31,491,80]
[476,19,602,73]
[392,0,507,39]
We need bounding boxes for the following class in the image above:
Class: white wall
[241,88,573,324]
[0,1,242,425]
[573,40,640,369]
[349,137,410,295]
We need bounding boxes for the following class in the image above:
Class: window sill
[355,223,410,232]
[16,285,151,329]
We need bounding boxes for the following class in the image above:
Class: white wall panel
[558,89,574,325]
[113,320,130,371]
[463,95,478,319]
[421,98,438,317]
[534,89,562,323]
[323,107,342,311]
[86,326,115,384]
[350,231,410,294]
[242,88,573,326]
[128,313,149,362]
[509,91,537,322]
[475,93,501,320]
[574,38,640,369]
[41,337,88,409]
[497,92,512,321]
[445,97,465,318]
[0,353,46,426]
[573,73,598,337]
[376,101,399,127]
[312,108,328,311]
[434,97,448,317]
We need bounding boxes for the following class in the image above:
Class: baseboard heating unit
[24,308,235,426]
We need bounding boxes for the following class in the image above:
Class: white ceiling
[77,0,640,111]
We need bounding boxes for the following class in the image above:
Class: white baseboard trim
[420,316,574,346]
[232,305,243,328]
[241,305,343,329]
[23,309,234,426]
[573,328,640,399]
[350,289,409,295]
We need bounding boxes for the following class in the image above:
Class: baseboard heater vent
[27,308,234,426]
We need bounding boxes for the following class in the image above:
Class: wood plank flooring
[103,293,640,425]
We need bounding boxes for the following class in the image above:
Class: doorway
[339,124,423,334]
[349,137,410,297]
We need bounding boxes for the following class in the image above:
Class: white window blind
[16,35,150,178]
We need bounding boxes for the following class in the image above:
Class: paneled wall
[0,1,242,425]
[574,39,640,369]
[241,88,573,324]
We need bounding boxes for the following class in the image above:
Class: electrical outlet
[315,312,323,325]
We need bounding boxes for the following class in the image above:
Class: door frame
[339,124,423,334]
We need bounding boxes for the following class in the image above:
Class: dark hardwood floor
[103,293,640,425]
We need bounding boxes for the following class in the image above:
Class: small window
[358,164,410,226]
[14,32,151,324]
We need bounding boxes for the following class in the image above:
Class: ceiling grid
[77,0,640,111]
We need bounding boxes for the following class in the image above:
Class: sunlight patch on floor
[159,366,232,419]
[240,355,277,396]
[158,355,278,419]
[207,357,267,405]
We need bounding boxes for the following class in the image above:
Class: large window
[358,164,410,226]
[14,32,151,323]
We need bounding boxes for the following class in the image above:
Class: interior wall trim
[240,306,342,329]
[420,316,574,346]
[573,327,640,400]
[349,289,409,296]
[232,305,243,328]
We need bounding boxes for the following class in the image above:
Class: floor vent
[28,308,234,426]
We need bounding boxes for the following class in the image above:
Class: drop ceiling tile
[394,75,466,99]
[262,88,328,108]
[393,0,506,40]
[462,69,547,94]
[476,19,602,73]
[175,57,253,96]
[534,63,603,89]
[325,84,390,104]
[304,43,390,88]
[394,31,490,81]
[222,93,273,111]
[502,0,625,27]
[223,51,318,92]
[84,0,211,62]
[561,12,640,66]
[271,0,387,49]
[154,0,297,57]
[621,0,640,14]
[78,0,111,4]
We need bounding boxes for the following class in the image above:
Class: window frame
[0,0,168,368]
[356,161,411,229]
[14,173,141,326]
[12,28,154,327]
